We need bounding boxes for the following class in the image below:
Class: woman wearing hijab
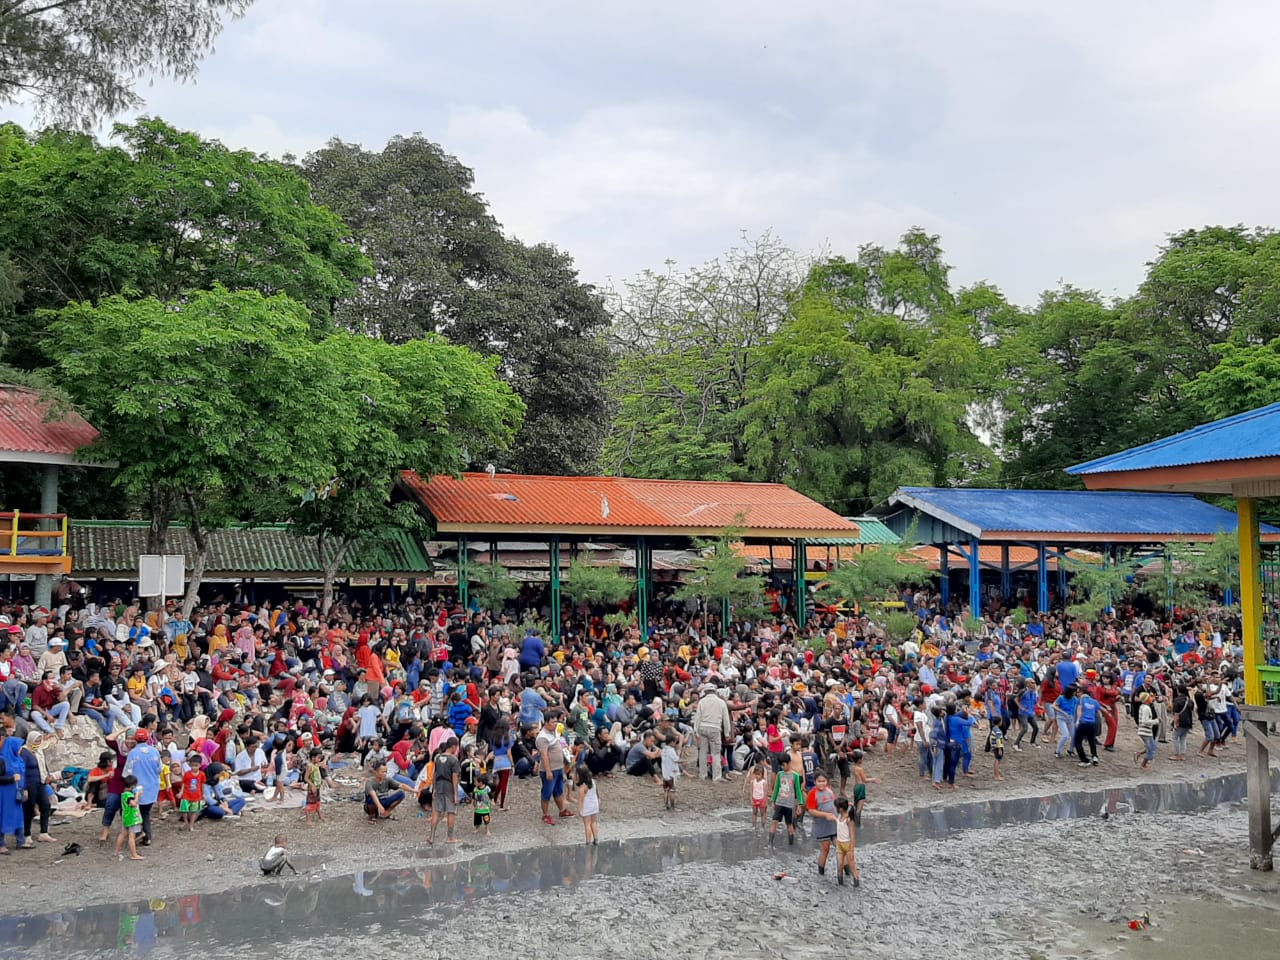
[21,732,55,843]
[0,736,26,852]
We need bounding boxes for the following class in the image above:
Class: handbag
[15,787,27,803]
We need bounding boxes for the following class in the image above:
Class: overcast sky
[12,0,1280,306]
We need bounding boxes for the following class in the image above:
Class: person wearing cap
[692,683,733,782]
[0,638,29,713]
[122,727,163,845]
[30,671,71,738]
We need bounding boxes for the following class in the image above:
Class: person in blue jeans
[1073,690,1102,765]
[1054,687,1079,759]
[949,702,976,777]
[929,706,949,791]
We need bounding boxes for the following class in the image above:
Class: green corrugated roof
[69,521,431,578]
[807,516,900,546]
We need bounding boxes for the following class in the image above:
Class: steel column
[968,538,982,618]
[1000,544,1011,601]
[939,544,951,606]
[1240,499,1264,706]
[457,536,469,610]
[795,539,808,628]
[549,537,561,645]
[1036,542,1049,613]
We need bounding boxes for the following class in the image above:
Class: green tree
[1064,554,1140,621]
[48,286,351,613]
[1185,336,1280,419]
[0,119,368,368]
[565,558,633,607]
[289,332,524,613]
[819,542,928,605]
[603,232,805,479]
[674,526,766,621]
[469,561,520,615]
[300,136,610,474]
[0,1,252,127]
[741,230,993,509]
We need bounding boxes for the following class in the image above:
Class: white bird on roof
[601,495,611,519]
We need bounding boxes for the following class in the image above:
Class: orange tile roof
[401,472,859,539]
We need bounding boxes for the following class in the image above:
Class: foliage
[565,558,634,606]
[48,287,352,609]
[0,119,368,368]
[1185,336,1280,420]
[1008,606,1029,627]
[287,332,523,612]
[742,230,996,510]
[300,136,611,474]
[819,540,929,605]
[674,525,766,618]
[885,612,918,643]
[603,232,805,479]
[0,1,253,127]
[469,561,520,614]
[1064,554,1140,621]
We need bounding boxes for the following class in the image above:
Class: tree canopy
[0,1,252,127]
[301,135,611,474]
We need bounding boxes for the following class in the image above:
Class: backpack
[395,699,414,724]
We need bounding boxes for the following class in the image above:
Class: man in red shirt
[31,671,71,737]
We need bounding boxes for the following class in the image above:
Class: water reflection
[1,773,1267,959]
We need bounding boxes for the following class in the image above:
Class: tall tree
[741,230,992,510]
[603,232,804,479]
[301,136,609,474]
[48,286,353,613]
[289,332,523,613]
[0,118,368,368]
[0,1,252,127]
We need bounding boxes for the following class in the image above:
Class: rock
[42,715,108,772]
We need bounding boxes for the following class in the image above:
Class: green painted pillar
[549,537,561,645]
[795,538,808,628]
[457,536,469,610]
[636,537,650,640]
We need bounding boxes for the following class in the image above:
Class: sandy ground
[0,725,1253,914]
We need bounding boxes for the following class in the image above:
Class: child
[834,796,860,886]
[179,753,206,832]
[767,765,803,847]
[745,762,768,827]
[660,733,681,810]
[989,722,1006,781]
[473,775,493,837]
[115,774,144,861]
[260,834,297,876]
[574,764,600,845]
[301,748,326,826]
[850,749,881,827]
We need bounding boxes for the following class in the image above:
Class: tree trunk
[319,535,358,617]
[180,491,210,620]
[144,488,175,612]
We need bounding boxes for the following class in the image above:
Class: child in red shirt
[179,753,207,832]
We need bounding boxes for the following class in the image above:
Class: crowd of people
[0,583,1250,885]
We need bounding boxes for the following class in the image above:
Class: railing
[0,510,69,558]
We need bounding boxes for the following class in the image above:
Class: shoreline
[0,727,1251,918]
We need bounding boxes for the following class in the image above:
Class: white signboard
[139,554,185,597]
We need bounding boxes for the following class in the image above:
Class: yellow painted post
[60,514,68,556]
[1239,498,1265,706]
[9,509,17,556]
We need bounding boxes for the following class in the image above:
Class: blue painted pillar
[1037,542,1049,613]
[969,538,982,618]
[635,537,650,639]
[1056,548,1068,603]
[1000,544,1011,601]
[939,544,951,606]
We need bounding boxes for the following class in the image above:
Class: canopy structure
[1069,402,1280,871]
[881,486,1275,617]
[0,386,107,594]
[400,471,860,638]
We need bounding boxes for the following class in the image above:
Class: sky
[9,0,1280,306]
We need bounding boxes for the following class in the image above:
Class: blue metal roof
[888,486,1275,539]
[1068,402,1280,475]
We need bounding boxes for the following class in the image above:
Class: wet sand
[0,727,1255,914]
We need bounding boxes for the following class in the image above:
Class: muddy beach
[0,726,1251,911]
[3,731,1278,960]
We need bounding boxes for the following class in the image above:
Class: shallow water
[2,773,1275,959]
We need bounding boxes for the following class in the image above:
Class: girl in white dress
[574,764,600,845]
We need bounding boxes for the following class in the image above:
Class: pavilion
[399,471,859,640]
[1067,400,1280,870]
[0,385,106,606]
[880,486,1276,617]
